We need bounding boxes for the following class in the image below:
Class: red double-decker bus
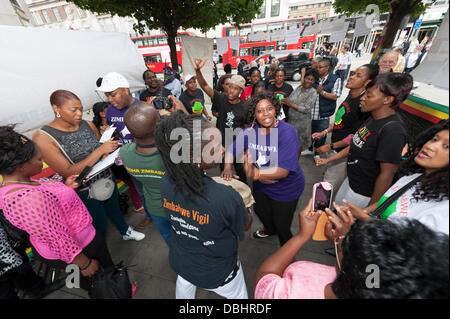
[221,17,316,68]
[130,32,190,73]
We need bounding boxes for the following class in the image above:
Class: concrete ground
[40,53,372,299]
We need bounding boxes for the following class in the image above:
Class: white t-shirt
[378,173,449,235]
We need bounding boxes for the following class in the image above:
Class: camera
[152,96,173,110]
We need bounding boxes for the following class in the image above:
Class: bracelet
[323,129,328,137]
[80,258,92,271]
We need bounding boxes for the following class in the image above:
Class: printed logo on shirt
[226,111,235,128]
[334,102,350,128]
[352,125,372,149]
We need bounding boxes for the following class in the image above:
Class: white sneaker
[301,150,314,156]
[123,226,145,241]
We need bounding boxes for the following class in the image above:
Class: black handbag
[0,209,29,248]
[369,174,423,219]
[88,261,134,299]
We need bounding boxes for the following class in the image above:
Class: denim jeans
[150,214,171,248]
[311,118,330,150]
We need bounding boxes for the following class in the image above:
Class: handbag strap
[38,129,75,165]
[370,174,423,218]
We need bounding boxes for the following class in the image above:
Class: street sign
[413,19,423,30]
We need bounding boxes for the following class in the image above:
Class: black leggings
[253,190,299,246]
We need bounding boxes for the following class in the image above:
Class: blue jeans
[151,214,171,248]
[311,118,330,150]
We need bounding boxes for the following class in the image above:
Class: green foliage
[69,0,264,34]
[332,0,435,18]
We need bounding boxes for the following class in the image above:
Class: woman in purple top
[222,92,305,246]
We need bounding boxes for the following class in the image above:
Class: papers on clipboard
[99,125,116,143]
[88,149,120,178]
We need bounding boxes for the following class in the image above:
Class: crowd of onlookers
[0,35,448,300]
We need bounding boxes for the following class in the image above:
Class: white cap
[96,72,130,92]
[184,74,196,83]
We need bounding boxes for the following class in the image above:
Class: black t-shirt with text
[212,90,248,146]
[139,87,172,102]
[331,92,370,152]
[160,174,248,289]
[179,89,205,114]
[347,113,406,197]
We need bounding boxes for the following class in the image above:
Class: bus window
[268,22,283,31]
[158,37,168,45]
[148,38,158,46]
[286,21,300,30]
[232,49,237,57]
[141,38,149,46]
[302,42,313,50]
[239,48,250,56]
[239,26,252,36]
[226,27,238,37]
[144,54,162,64]
[175,36,181,43]
[253,23,267,33]
[135,39,144,47]
[252,46,265,57]
[266,45,275,51]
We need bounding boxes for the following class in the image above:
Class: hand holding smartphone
[311,182,333,241]
[74,166,92,185]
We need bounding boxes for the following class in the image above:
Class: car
[243,49,311,81]
[277,50,310,81]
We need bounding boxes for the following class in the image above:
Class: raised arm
[194,57,214,99]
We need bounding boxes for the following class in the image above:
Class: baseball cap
[229,75,245,89]
[184,74,196,83]
[96,72,130,92]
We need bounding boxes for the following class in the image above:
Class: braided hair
[399,119,449,202]
[155,111,214,199]
[0,125,35,175]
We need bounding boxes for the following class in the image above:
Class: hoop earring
[56,112,61,118]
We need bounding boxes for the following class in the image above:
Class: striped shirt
[312,75,342,120]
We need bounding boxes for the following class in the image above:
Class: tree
[333,0,435,54]
[70,0,264,70]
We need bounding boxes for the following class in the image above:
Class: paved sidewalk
[41,54,372,299]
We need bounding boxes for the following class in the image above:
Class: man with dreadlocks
[155,111,250,299]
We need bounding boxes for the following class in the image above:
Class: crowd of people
[0,40,448,299]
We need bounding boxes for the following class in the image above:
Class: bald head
[124,102,160,139]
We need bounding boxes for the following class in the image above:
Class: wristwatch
[330,143,335,150]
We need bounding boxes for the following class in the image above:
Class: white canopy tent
[0,25,147,133]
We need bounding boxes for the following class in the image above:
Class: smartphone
[312,182,333,241]
[75,166,92,184]
[312,182,333,212]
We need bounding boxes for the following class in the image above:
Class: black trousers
[253,190,299,246]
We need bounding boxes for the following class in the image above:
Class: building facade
[0,0,34,26]
[25,0,135,33]
[288,0,333,20]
